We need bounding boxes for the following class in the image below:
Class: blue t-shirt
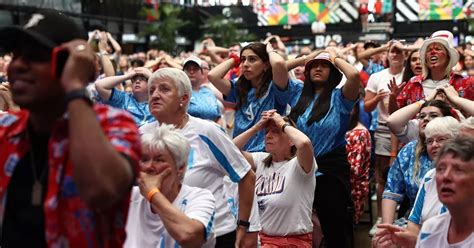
[294,89,356,157]
[188,86,221,121]
[225,79,302,152]
[383,140,433,207]
[106,88,155,127]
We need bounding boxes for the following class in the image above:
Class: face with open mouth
[410,51,422,76]
[425,42,449,70]
[435,153,474,208]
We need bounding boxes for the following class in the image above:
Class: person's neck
[271,150,292,163]
[250,74,264,89]
[448,206,474,244]
[430,69,447,81]
[29,109,64,134]
[192,81,200,91]
[134,92,148,103]
[389,65,403,75]
[158,112,188,129]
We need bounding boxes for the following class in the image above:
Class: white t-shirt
[366,68,404,131]
[140,116,252,237]
[416,212,474,248]
[394,119,420,144]
[422,78,449,97]
[408,169,446,225]
[252,152,317,236]
[124,185,216,248]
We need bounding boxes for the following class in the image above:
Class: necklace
[26,127,48,206]
[177,114,189,129]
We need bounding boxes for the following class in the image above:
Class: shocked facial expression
[417,106,443,135]
[131,76,149,97]
[426,134,452,160]
[140,145,180,190]
[148,77,186,119]
[410,51,422,76]
[309,60,331,83]
[425,43,449,70]
[436,153,474,208]
[240,49,269,82]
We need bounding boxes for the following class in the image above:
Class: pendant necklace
[27,128,48,206]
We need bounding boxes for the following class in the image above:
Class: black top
[1,128,49,247]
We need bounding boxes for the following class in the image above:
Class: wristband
[237,219,250,228]
[146,187,160,202]
[229,53,240,68]
[415,100,425,108]
[331,56,340,64]
[65,88,92,106]
[281,123,290,133]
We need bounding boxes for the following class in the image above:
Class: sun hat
[304,52,343,81]
[419,30,459,79]
[0,9,87,51]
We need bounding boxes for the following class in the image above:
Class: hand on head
[59,40,97,92]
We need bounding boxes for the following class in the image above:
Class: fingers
[377,223,405,232]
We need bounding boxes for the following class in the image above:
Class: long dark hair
[402,50,418,83]
[236,42,272,109]
[289,61,343,125]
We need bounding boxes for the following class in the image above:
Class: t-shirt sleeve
[383,149,407,203]
[199,123,252,183]
[184,188,216,241]
[107,88,126,108]
[395,119,419,144]
[334,89,357,115]
[366,72,379,93]
[97,106,141,177]
[271,79,296,106]
[223,79,238,103]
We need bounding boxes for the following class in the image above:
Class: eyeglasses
[416,112,441,121]
[425,136,450,146]
[132,76,147,83]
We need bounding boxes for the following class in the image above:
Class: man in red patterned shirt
[396,30,474,109]
[0,9,141,247]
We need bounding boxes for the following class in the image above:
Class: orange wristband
[146,187,160,202]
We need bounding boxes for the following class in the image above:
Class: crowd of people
[0,8,473,248]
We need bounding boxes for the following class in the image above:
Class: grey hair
[460,116,474,131]
[148,67,192,109]
[424,116,460,139]
[140,123,190,169]
[436,136,474,163]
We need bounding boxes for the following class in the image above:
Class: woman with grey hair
[374,116,461,248]
[141,68,257,247]
[125,124,216,248]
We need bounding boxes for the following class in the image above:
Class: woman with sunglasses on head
[289,49,360,248]
[208,42,301,152]
[233,110,317,247]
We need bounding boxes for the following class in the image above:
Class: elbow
[176,231,205,248]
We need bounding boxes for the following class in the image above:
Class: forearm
[208,59,233,95]
[387,102,421,134]
[358,45,388,60]
[150,192,206,247]
[207,50,224,64]
[96,74,130,90]
[238,171,256,222]
[381,198,398,224]
[165,58,183,70]
[364,96,380,112]
[100,55,115,77]
[108,36,122,54]
[233,125,260,149]
[286,56,306,71]
[451,96,474,116]
[269,52,289,89]
[388,95,400,114]
[337,58,360,101]
[68,100,133,209]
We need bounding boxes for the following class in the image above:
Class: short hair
[460,116,474,131]
[424,116,460,139]
[436,136,474,163]
[148,67,192,109]
[140,124,190,168]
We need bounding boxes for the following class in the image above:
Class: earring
[179,103,183,108]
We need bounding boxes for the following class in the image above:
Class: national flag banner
[419,0,464,20]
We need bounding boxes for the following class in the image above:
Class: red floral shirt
[0,105,141,247]
[397,74,474,108]
[345,128,371,223]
